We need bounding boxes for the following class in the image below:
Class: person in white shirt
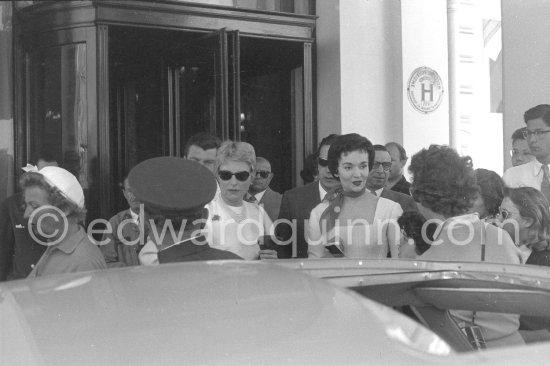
[503,105,550,201]
[204,141,276,260]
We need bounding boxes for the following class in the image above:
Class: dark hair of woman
[397,211,436,255]
[408,145,479,218]
[475,168,505,217]
[327,133,374,178]
[505,187,550,251]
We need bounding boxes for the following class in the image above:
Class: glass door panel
[28,43,88,187]
[109,27,229,213]
[238,37,304,193]
[169,29,229,151]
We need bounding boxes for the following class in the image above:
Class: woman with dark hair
[499,187,550,266]
[397,211,435,258]
[471,168,505,220]
[409,145,523,348]
[307,133,402,258]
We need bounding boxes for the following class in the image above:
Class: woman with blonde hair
[204,141,276,260]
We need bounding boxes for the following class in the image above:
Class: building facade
[0,0,548,221]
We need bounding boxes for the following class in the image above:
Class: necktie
[245,194,257,203]
[541,165,550,204]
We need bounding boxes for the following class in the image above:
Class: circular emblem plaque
[407,67,444,114]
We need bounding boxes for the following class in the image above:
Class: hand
[259,249,278,260]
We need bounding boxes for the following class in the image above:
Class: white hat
[38,166,85,209]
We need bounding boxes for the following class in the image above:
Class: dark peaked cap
[128,157,217,216]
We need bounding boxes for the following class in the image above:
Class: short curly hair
[214,140,256,173]
[475,168,504,217]
[409,145,479,218]
[19,172,86,223]
[327,133,374,177]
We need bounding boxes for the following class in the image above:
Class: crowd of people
[2,104,550,347]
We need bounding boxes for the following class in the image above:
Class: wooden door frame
[14,0,316,218]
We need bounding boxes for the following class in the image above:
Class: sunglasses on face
[218,170,250,182]
[318,158,329,167]
[255,170,271,179]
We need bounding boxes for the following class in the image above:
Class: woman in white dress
[204,141,276,260]
[307,133,402,258]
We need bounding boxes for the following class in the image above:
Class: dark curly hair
[475,168,504,217]
[397,211,436,255]
[408,145,479,218]
[327,133,374,177]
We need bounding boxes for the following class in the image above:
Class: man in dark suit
[385,142,412,196]
[246,157,282,221]
[276,134,340,258]
[367,145,417,213]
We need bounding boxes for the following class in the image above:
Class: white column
[401,0,450,159]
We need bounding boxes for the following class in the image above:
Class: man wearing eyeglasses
[276,134,340,258]
[366,145,417,213]
[246,157,282,221]
[503,104,550,203]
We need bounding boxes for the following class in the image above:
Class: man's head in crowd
[317,134,340,191]
[32,150,58,170]
[183,132,221,173]
[366,145,392,191]
[249,157,273,195]
[523,104,550,165]
[121,175,141,213]
[385,142,407,182]
[511,127,535,167]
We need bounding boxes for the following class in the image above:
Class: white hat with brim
[37,166,85,209]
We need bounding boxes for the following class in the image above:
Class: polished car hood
[1,261,450,365]
[2,260,549,365]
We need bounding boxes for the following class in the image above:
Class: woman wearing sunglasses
[307,133,403,258]
[204,141,276,260]
[499,187,550,266]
